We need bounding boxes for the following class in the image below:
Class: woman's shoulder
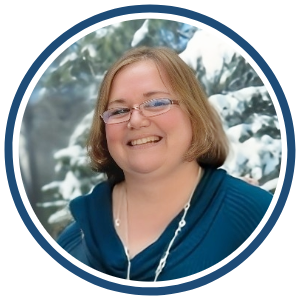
[70,180,112,211]
[56,180,112,258]
[56,221,91,265]
[205,167,272,207]
[225,173,273,205]
[56,221,83,251]
[220,171,273,225]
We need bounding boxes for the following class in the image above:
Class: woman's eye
[146,99,169,108]
[110,108,129,117]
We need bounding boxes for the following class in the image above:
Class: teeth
[130,136,160,146]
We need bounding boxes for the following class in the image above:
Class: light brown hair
[87,46,229,183]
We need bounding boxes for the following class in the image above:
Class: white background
[1,0,299,299]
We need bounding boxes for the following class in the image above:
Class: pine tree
[20,20,281,237]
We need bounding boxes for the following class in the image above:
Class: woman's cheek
[105,125,126,160]
[105,125,121,143]
[105,127,118,153]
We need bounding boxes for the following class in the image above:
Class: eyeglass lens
[102,98,175,124]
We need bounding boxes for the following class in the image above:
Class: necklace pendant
[115,218,120,227]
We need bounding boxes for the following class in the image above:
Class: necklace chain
[114,167,202,281]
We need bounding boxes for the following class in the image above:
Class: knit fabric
[57,168,272,281]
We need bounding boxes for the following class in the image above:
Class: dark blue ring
[4,5,295,295]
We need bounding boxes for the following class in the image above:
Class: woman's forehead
[108,60,173,102]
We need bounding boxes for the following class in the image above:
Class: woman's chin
[123,161,165,178]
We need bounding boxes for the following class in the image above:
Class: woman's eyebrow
[108,91,171,107]
[107,99,127,107]
[143,91,171,97]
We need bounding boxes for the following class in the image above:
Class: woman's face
[105,60,194,178]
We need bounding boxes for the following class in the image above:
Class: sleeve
[56,222,90,265]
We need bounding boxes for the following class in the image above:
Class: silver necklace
[114,167,202,281]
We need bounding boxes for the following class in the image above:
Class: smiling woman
[57,47,272,281]
[105,59,196,182]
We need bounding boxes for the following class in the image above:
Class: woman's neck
[123,161,201,209]
[113,161,201,258]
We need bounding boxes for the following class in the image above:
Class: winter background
[19,19,281,239]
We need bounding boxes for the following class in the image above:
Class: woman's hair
[87,46,229,183]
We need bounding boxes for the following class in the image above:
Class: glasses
[101,98,180,124]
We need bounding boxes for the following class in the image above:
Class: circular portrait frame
[5,4,295,296]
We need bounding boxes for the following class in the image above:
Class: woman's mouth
[128,136,162,146]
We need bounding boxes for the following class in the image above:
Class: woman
[57,47,272,281]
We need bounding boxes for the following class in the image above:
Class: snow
[59,52,78,67]
[260,178,278,191]
[69,111,94,145]
[131,20,149,47]
[81,44,97,57]
[209,93,239,123]
[41,108,104,225]
[225,115,274,143]
[224,135,281,180]
[59,171,82,200]
[208,86,273,127]
[37,200,67,208]
[179,30,236,80]
[54,145,83,160]
[95,27,107,38]
[48,206,71,224]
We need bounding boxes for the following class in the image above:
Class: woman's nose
[127,109,150,129]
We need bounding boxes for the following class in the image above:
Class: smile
[128,136,161,146]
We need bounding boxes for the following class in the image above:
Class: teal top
[57,168,272,281]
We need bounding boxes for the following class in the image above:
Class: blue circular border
[5,5,295,296]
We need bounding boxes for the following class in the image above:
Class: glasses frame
[101,98,180,124]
